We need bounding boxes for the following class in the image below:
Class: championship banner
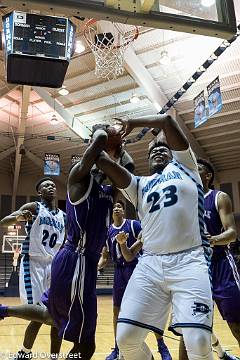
[194,91,207,128]
[207,76,223,117]
[44,153,60,176]
[71,154,81,165]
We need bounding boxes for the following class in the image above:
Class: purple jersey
[66,176,113,261]
[42,176,114,343]
[204,189,226,255]
[107,219,142,266]
[204,189,240,322]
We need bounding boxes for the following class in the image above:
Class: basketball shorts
[19,255,52,304]
[43,245,98,344]
[211,249,240,323]
[113,264,136,307]
[117,246,213,336]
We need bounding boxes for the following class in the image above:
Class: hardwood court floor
[0,296,239,359]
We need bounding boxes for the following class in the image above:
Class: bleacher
[0,251,115,296]
[96,262,114,295]
[0,252,15,295]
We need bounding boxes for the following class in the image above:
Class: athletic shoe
[0,304,8,319]
[14,351,32,359]
[105,347,119,360]
[157,338,172,360]
[220,353,240,360]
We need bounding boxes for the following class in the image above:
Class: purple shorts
[211,250,240,323]
[42,246,97,344]
[113,264,136,307]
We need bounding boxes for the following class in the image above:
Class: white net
[84,20,139,80]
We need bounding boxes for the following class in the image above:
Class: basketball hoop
[84,19,139,80]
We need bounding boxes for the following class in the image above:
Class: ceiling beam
[0,84,18,98]
[207,144,240,155]
[124,47,176,117]
[123,47,209,160]
[33,86,91,139]
[0,145,16,161]
[192,119,240,133]
[181,94,240,118]
[11,85,30,211]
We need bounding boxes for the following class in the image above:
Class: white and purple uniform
[42,176,113,344]
[205,189,240,322]
[107,219,142,306]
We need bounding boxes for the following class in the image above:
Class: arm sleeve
[172,146,202,183]
[172,146,198,171]
[119,174,138,208]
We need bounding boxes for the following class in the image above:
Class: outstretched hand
[116,231,129,245]
[113,118,134,138]
[16,210,33,222]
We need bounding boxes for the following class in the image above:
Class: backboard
[0,0,237,38]
[2,235,25,253]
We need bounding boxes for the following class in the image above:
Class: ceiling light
[201,0,215,7]
[75,40,85,54]
[159,50,171,65]
[130,94,140,103]
[58,86,69,96]
[50,114,59,125]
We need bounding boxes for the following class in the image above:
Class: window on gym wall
[16,196,27,209]
[0,195,12,219]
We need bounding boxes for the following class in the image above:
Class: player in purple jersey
[176,159,240,360]
[197,159,240,356]
[0,127,114,360]
[98,200,142,360]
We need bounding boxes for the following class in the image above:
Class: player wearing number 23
[96,115,214,360]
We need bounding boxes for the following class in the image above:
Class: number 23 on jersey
[147,185,178,213]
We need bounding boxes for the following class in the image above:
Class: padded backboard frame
[0,0,237,38]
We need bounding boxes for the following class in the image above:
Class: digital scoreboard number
[12,12,68,59]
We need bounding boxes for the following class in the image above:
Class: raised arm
[117,115,188,151]
[208,192,237,246]
[116,232,143,262]
[0,202,36,227]
[68,129,108,202]
[96,151,132,189]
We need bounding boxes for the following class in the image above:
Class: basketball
[106,125,122,151]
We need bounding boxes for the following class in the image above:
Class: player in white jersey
[95,115,214,360]
[0,177,66,359]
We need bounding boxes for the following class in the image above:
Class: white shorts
[118,247,213,335]
[19,256,52,304]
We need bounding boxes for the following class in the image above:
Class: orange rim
[83,18,139,49]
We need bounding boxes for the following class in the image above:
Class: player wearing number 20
[96,115,214,360]
[0,177,66,358]
[0,177,66,304]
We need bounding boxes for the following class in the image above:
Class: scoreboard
[2,11,75,87]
